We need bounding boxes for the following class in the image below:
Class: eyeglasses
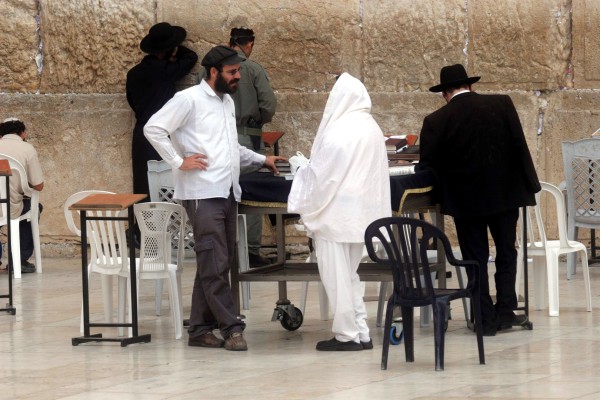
[222,67,241,76]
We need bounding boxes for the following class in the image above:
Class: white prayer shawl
[287,73,391,243]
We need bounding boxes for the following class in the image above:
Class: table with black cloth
[239,169,435,211]
[233,169,442,329]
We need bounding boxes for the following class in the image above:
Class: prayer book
[385,137,408,153]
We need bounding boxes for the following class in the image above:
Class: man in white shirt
[0,118,44,274]
[144,45,284,351]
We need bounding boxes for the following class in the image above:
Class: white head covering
[287,73,391,242]
[3,117,20,123]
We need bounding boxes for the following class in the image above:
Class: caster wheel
[525,321,533,330]
[390,324,403,345]
[280,307,303,331]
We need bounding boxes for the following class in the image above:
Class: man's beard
[215,72,239,94]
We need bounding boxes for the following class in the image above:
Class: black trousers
[453,208,519,329]
[0,198,43,262]
[182,192,245,339]
[131,125,161,199]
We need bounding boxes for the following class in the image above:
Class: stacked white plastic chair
[134,202,185,339]
[561,139,600,279]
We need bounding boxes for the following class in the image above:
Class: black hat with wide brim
[429,64,480,92]
[140,22,187,54]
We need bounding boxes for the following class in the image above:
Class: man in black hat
[144,45,286,351]
[417,64,541,336]
[126,22,198,203]
[228,27,277,267]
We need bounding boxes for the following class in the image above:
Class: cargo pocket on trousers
[193,239,219,276]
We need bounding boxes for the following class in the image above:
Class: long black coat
[126,45,198,196]
[417,92,541,218]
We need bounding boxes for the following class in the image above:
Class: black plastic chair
[364,216,485,371]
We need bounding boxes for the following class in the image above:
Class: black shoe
[183,319,190,327]
[482,326,497,337]
[21,260,36,274]
[248,254,271,268]
[361,339,373,350]
[316,338,363,351]
[498,314,529,331]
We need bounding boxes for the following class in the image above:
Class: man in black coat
[417,64,541,336]
[126,22,198,199]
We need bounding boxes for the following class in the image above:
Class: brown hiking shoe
[224,332,248,351]
[188,332,224,348]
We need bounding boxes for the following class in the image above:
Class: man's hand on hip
[179,154,208,170]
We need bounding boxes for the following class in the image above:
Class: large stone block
[371,92,446,136]
[468,0,571,91]
[362,0,467,92]
[39,0,155,93]
[0,94,132,244]
[572,0,600,88]
[510,92,544,184]
[0,0,39,92]
[529,91,600,239]
[158,0,363,93]
[543,91,600,185]
[265,93,327,156]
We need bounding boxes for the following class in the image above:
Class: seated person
[0,118,44,273]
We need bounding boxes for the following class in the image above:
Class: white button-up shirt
[144,79,265,201]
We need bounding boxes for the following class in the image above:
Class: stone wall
[1,0,599,257]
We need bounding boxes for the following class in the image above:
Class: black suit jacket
[417,92,540,218]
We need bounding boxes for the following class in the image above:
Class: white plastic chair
[64,190,119,333]
[516,181,592,316]
[63,190,182,335]
[561,139,600,279]
[134,202,185,339]
[0,153,42,279]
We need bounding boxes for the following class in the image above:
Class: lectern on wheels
[0,159,16,315]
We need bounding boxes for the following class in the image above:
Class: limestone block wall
[0,0,598,257]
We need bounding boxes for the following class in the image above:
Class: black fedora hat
[429,64,480,92]
[140,22,187,54]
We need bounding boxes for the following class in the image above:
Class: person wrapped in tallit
[288,72,391,351]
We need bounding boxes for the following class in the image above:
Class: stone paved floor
[0,257,599,399]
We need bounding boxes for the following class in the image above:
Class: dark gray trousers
[182,192,245,339]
